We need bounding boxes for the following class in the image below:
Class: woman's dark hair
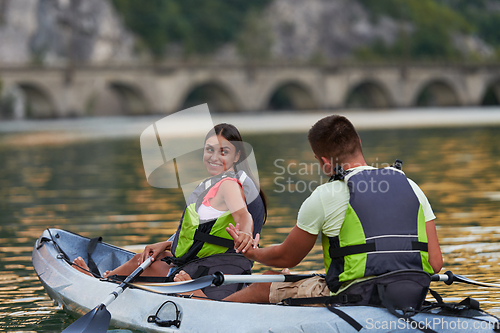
[206,123,267,224]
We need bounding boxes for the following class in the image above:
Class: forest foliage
[358,0,500,61]
[111,0,270,58]
[111,0,500,62]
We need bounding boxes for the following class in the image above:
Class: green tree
[435,0,500,48]
[358,0,472,61]
[236,9,273,63]
[112,0,270,58]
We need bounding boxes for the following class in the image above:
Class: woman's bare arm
[219,180,254,253]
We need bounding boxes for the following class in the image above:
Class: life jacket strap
[411,241,429,252]
[330,243,375,258]
[326,302,364,332]
[193,229,234,249]
[330,241,428,258]
[280,294,362,306]
[167,227,235,267]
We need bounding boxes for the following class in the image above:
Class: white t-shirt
[297,166,436,238]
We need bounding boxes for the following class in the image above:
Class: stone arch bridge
[1,63,500,118]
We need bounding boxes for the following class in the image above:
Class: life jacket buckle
[401,307,416,317]
[333,165,347,181]
[392,159,403,170]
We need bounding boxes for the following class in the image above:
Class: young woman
[73,123,267,299]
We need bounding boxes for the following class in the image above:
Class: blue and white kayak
[32,229,500,333]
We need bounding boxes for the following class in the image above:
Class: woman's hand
[139,241,171,264]
[227,223,260,254]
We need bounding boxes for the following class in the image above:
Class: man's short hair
[308,115,362,162]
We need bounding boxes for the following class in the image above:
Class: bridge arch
[180,81,240,113]
[87,81,151,116]
[9,82,56,118]
[344,80,392,109]
[480,79,500,106]
[414,79,460,107]
[266,81,317,111]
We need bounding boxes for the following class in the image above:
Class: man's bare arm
[227,225,317,268]
[426,220,443,273]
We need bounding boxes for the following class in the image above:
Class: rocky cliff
[0,0,138,65]
[0,0,495,65]
[263,0,407,62]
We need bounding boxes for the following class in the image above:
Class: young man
[214,114,443,304]
[176,115,442,304]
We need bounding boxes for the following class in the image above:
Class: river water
[1,112,500,332]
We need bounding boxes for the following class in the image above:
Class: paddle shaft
[131,270,500,295]
[103,257,153,306]
[221,272,481,286]
[431,273,452,283]
[210,272,469,286]
[129,272,322,295]
[134,272,444,295]
[221,273,322,285]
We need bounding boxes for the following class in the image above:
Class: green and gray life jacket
[323,166,434,293]
[169,170,265,267]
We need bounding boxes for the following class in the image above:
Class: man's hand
[227,223,260,254]
[228,224,317,268]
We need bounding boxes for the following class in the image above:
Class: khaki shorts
[269,275,330,304]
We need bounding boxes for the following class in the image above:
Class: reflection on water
[1,124,500,331]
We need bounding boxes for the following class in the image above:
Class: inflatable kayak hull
[32,229,500,333]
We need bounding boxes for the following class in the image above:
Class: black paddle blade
[454,274,500,288]
[62,304,111,333]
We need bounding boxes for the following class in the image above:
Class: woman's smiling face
[203,135,241,176]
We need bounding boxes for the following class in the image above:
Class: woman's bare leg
[173,271,208,298]
[73,252,174,278]
[172,270,275,303]
[72,257,94,277]
[104,252,174,277]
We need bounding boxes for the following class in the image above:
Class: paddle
[62,257,153,333]
[129,272,324,294]
[431,270,500,288]
[132,270,500,295]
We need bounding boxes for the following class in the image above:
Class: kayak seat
[47,229,135,276]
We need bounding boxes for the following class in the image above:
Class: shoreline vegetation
[0,108,500,146]
[110,0,500,63]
